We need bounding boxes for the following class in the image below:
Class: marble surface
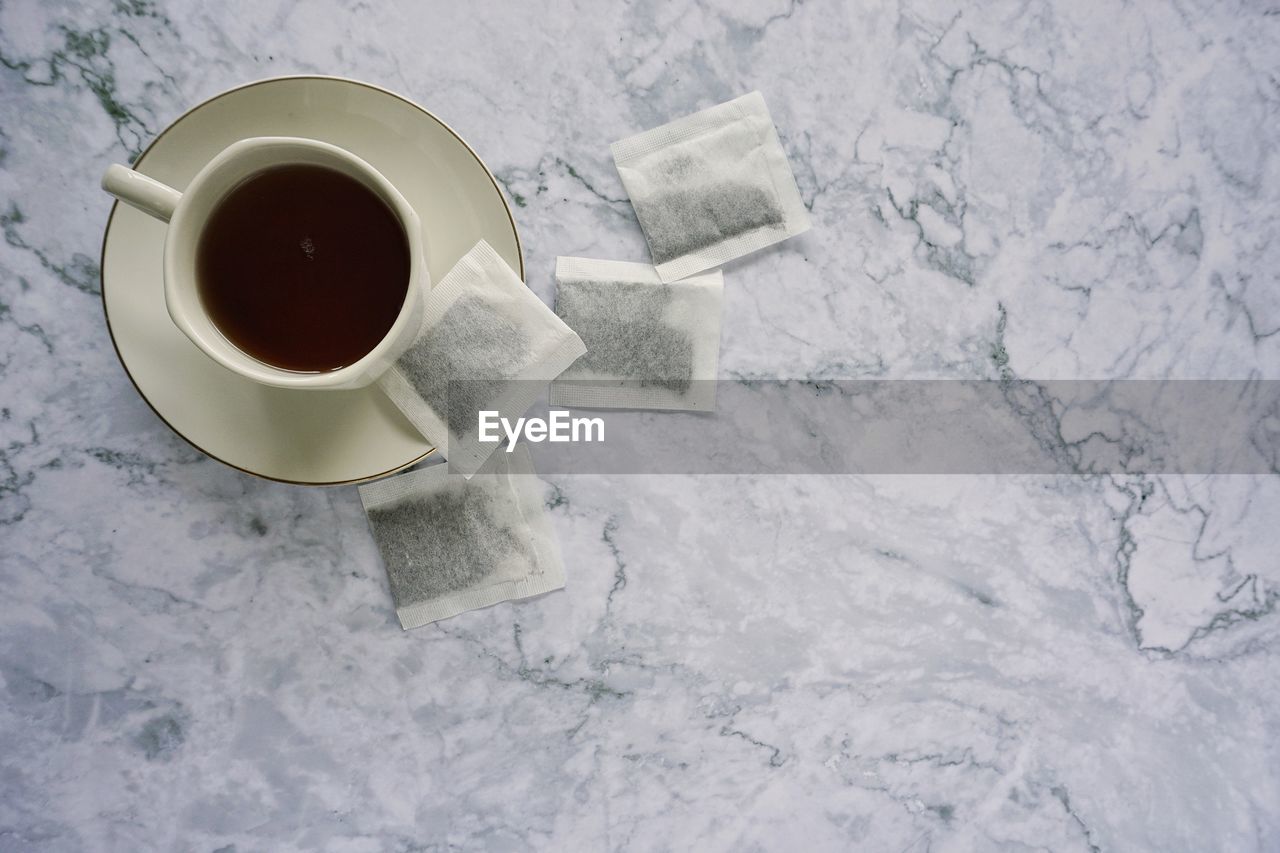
[2,0,1279,849]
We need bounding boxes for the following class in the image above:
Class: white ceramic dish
[100,76,523,485]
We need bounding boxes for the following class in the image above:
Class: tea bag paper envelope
[611,90,810,283]
[377,240,586,477]
[550,257,723,412]
[358,445,566,629]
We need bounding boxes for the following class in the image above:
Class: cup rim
[163,136,425,388]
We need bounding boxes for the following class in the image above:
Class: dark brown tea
[196,164,410,373]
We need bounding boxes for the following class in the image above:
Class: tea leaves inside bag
[630,165,785,266]
[377,240,586,476]
[551,257,723,411]
[369,484,531,603]
[557,278,695,395]
[397,294,530,438]
[358,446,566,629]
[611,91,810,282]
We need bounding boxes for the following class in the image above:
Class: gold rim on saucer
[99,75,524,487]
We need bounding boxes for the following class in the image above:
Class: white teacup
[102,136,426,390]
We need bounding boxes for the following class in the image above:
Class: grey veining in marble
[2,0,1279,850]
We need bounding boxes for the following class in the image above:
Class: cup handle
[101,164,182,222]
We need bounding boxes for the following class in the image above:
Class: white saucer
[100,76,523,485]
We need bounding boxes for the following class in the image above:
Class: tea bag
[550,257,723,411]
[377,240,586,477]
[611,90,810,282]
[358,445,565,629]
